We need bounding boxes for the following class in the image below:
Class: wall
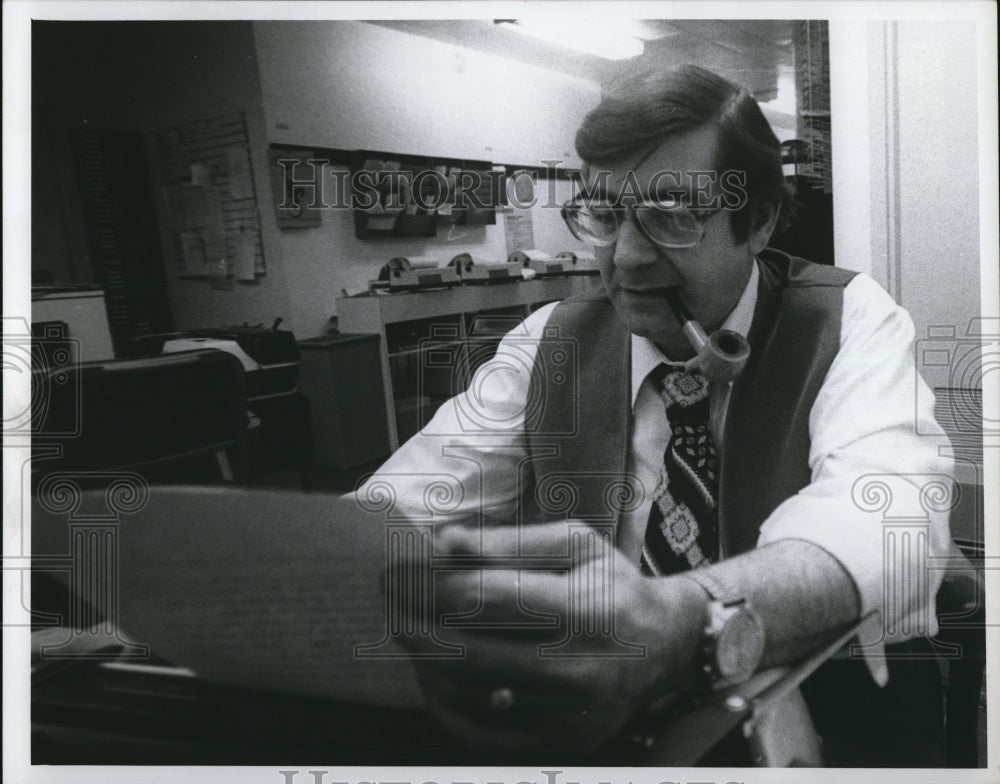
[894,22,982,352]
[273,166,590,337]
[34,20,817,342]
[35,21,601,339]
[253,21,600,167]
[829,17,994,488]
[830,18,983,361]
[252,21,601,336]
[33,21,294,334]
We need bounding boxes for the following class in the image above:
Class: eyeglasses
[560,198,721,249]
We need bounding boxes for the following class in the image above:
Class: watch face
[716,609,765,681]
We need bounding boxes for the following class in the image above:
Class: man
[353,65,952,765]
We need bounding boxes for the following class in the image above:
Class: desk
[29,485,979,768]
[31,658,737,765]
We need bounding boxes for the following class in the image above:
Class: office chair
[31,348,249,483]
[29,349,250,636]
[935,538,987,766]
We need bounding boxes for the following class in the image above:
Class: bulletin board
[155,111,266,282]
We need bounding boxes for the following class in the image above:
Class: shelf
[337,276,596,450]
[389,340,465,359]
[341,278,589,324]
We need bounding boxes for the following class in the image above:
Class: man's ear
[748,202,781,256]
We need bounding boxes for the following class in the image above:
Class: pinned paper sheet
[190,163,212,187]
[504,210,535,257]
[232,231,256,281]
[180,230,206,272]
[227,144,254,200]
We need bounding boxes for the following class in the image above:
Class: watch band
[680,569,765,691]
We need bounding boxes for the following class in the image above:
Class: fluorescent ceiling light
[496,18,644,60]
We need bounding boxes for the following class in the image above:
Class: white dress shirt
[354,260,954,684]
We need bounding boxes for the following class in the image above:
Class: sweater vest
[522,249,857,556]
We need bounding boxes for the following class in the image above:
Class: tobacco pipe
[663,289,750,383]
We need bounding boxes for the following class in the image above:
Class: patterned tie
[640,366,719,576]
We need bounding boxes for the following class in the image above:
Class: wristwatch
[682,569,765,691]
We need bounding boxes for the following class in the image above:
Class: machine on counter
[449,253,526,284]
[135,321,299,401]
[373,256,462,291]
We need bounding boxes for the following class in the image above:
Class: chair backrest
[31,349,248,482]
[935,544,986,767]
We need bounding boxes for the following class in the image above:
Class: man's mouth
[616,285,692,326]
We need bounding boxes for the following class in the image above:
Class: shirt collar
[630,259,760,408]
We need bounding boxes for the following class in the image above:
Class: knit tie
[640,366,718,575]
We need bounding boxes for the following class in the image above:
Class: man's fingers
[406,557,637,627]
[434,568,570,619]
[438,519,612,564]
[389,522,625,588]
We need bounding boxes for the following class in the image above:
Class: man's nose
[612,214,660,270]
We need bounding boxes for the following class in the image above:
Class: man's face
[585,126,764,359]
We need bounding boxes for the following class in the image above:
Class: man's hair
[575,64,787,243]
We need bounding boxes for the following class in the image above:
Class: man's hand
[391,520,705,750]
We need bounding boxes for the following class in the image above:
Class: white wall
[252,21,600,336]
[253,21,600,168]
[830,19,984,382]
[895,22,981,353]
[829,17,995,490]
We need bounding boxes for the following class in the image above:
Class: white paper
[226,144,254,200]
[190,163,211,187]
[180,230,205,271]
[232,232,256,281]
[31,488,424,709]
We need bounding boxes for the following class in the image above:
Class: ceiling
[366,19,796,99]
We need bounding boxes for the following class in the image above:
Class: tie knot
[656,366,710,410]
